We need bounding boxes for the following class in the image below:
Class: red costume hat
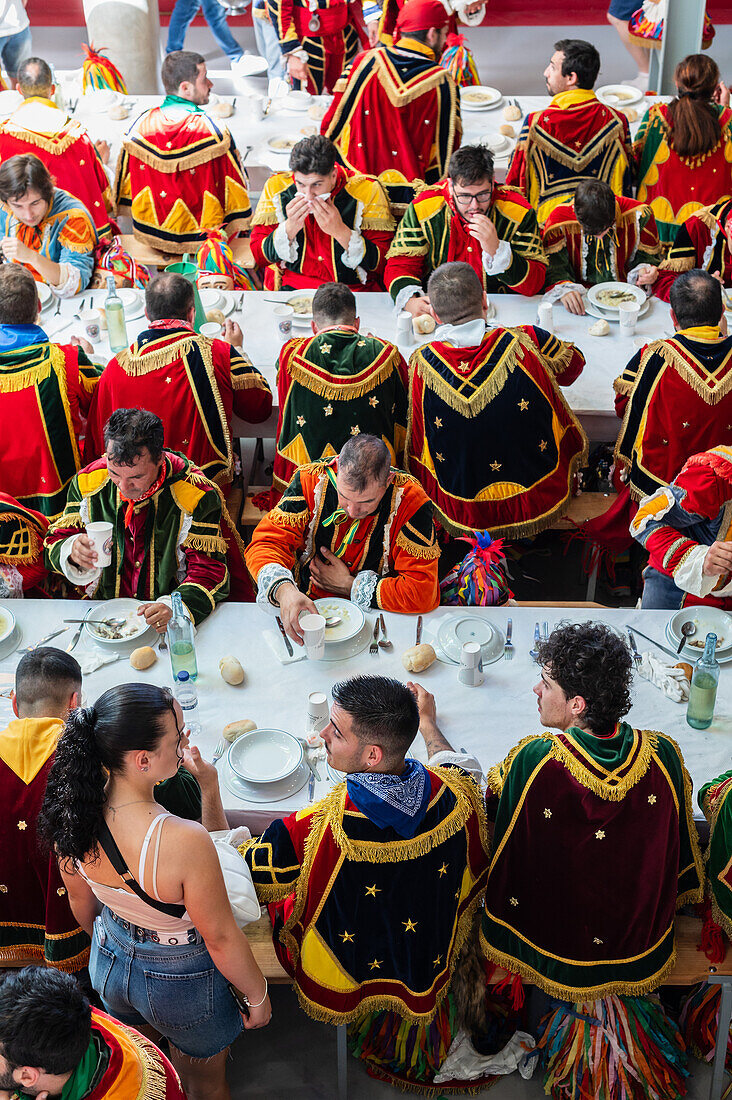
[395,0,450,39]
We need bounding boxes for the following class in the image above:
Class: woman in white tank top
[39,682,270,1100]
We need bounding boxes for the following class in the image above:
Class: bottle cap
[177,670,190,682]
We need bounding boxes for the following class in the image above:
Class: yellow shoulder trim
[171,478,206,515]
[413,193,447,222]
[492,196,529,224]
[263,171,294,199]
[77,467,109,496]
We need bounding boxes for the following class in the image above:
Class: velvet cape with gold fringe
[84,1008,186,1100]
[480,724,703,1001]
[654,198,732,301]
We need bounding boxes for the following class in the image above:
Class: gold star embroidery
[0,885,7,894]
[321,342,332,354]
[160,191,167,198]
[57,887,66,896]
[368,396,379,407]
[403,918,418,933]
[323,404,333,416]
[369,958,381,970]
[543,808,552,819]
[438,863,448,877]
[648,795,657,805]
[518,399,529,411]
[436,453,444,462]
[510,897,518,906]
[595,829,605,840]
[350,425,361,435]
[165,377,172,384]
[296,415,306,426]
[365,884,380,897]
[682,421,690,429]
[593,937,603,944]
[433,955,442,968]
[459,360,470,371]
[340,930,355,943]
[539,440,548,451]
[17,821,26,831]
[357,339,366,347]
[434,417,443,428]
[490,461,501,472]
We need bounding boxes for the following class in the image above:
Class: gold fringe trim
[710,892,732,943]
[659,256,695,273]
[548,728,657,801]
[478,926,677,1001]
[413,339,520,418]
[639,338,732,406]
[122,132,231,174]
[0,357,52,392]
[181,532,228,554]
[46,511,84,536]
[290,348,399,400]
[125,1026,176,1100]
[528,119,627,173]
[59,232,96,254]
[662,731,706,905]
[361,1069,498,1097]
[394,529,440,560]
[126,224,190,255]
[542,337,578,378]
[387,245,430,258]
[485,735,542,797]
[270,505,310,529]
[232,372,270,392]
[360,215,397,231]
[117,338,197,375]
[1,121,85,155]
[0,944,89,972]
[613,375,634,397]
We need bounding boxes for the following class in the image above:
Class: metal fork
[369,618,380,655]
[212,737,226,764]
[503,617,514,661]
[529,622,540,660]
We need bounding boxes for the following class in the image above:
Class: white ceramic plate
[0,604,16,646]
[221,755,309,803]
[85,598,151,647]
[437,614,496,664]
[319,617,373,662]
[461,86,503,111]
[232,54,269,77]
[424,615,505,666]
[480,133,513,157]
[668,607,732,656]
[315,597,365,643]
[596,84,643,108]
[665,622,732,666]
[0,622,21,661]
[267,135,299,153]
[275,91,312,113]
[108,287,145,320]
[587,281,646,313]
[83,89,121,112]
[326,760,346,784]
[37,283,52,310]
[585,297,651,323]
[0,90,21,118]
[228,728,303,783]
[199,289,225,312]
[287,292,315,324]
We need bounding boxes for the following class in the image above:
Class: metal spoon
[676,621,697,654]
[63,616,127,628]
[324,615,342,628]
[378,613,392,650]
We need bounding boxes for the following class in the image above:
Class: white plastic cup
[85,521,114,567]
[300,613,326,659]
[306,690,329,735]
[619,300,641,334]
[458,641,483,686]
[244,94,265,120]
[274,304,294,336]
[538,301,554,333]
[200,321,223,338]
[80,307,101,343]
[396,310,413,344]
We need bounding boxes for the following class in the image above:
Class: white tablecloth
[2,602,729,818]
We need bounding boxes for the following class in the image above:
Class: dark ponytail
[667,54,722,159]
[39,682,175,863]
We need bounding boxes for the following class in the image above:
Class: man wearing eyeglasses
[384,145,547,321]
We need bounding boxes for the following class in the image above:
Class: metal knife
[624,623,679,662]
[20,627,67,654]
[307,771,315,801]
[66,609,92,653]
[276,615,294,657]
[626,627,642,667]
[304,753,321,783]
[416,615,423,645]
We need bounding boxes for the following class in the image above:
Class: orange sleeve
[244,468,313,582]
[375,487,440,613]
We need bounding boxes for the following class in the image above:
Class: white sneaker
[622,72,650,90]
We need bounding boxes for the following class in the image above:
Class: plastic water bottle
[686,632,720,730]
[174,670,201,738]
[105,274,128,354]
[168,591,198,682]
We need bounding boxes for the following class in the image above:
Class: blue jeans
[166,0,243,62]
[0,26,32,81]
[640,567,686,610]
[253,13,285,80]
[89,908,242,1058]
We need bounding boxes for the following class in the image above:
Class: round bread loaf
[401,643,437,672]
[503,103,522,121]
[675,662,693,682]
[223,719,257,743]
[413,314,436,336]
[108,104,130,121]
[219,655,245,685]
[212,101,234,117]
[206,308,226,325]
[499,123,515,137]
[589,319,610,336]
[130,646,156,670]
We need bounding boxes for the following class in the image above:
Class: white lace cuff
[626,264,652,295]
[482,238,512,275]
[542,281,585,305]
[52,263,83,299]
[273,222,299,264]
[256,562,296,613]
[393,283,423,315]
[59,535,101,585]
[351,569,379,611]
[428,749,484,783]
[340,231,366,269]
[673,544,722,598]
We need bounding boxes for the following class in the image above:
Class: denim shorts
[608,0,642,19]
[89,908,243,1058]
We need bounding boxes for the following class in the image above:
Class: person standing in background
[0,0,31,84]
[166,0,254,80]
[606,0,649,90]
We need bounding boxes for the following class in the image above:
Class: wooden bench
[119,233,254,270]
[245,911,732,1100]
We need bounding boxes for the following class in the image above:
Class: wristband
[269,577,293,606]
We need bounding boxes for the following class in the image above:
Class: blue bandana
[0,323,49,351]
[346,759,431,838]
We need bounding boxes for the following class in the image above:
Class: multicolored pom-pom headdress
[196,229,258,290]
[97,236,149,289]
[81,44,128,94]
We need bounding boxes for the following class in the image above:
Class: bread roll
[503,103,522,121]
[212,101,234,118]
[412,314,436,336]
[308,101,328,120]
[219,655,245,685]
[401,643,437,673]
[623,107,638,123]
[675,662,693,682]
[223,719,257,743]
[206,308,226,325]
[108,104,130,121]
[130,645,156,670]
[589,319,610,336]
[499,123,515,137]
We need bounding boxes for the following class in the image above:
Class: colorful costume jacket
[654,199,732,301]
[614,326,732,500]
[274,326,408,493]
[542,196,661,292]
[385,181,547,307]
[84,324,272,485]
[75,1009,185,1100]
[241,765,490,1022]
[267,0,366,93]
[0,335,100,516]
[245,457,440,612]
[0,187,97,294]
[250,164,394,291]
[0,717,89,971]
[322,39,461,209]
[406,324,587,537]
[480,723,703,999]
[634,101,732,249]
[44,451,230,623]
[0,493,48,597]
[699,770,732,942]
[114,95,251,254]
[0,96,113,237]
[505,88,633,226]
[631,446,732,609]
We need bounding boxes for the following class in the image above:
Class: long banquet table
[3,601,730,819]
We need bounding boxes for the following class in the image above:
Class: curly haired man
[479,621,703,1100]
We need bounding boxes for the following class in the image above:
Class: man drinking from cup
[245,434,440,644]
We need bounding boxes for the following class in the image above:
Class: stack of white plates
[313,597,372,661]
[223,728,309,802]
[666,607,732,664]
[460,86,503,111]
[423,614,505,666]
[596,85,644,108]
[0,603,18,659]
[586,281,649,323]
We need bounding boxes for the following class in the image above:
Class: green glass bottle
[168,591,198,683]
[686,631,720,730]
